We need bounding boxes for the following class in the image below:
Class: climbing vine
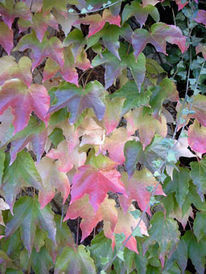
[0,0,206,273]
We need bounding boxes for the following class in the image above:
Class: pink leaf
[188,121,206,154]
[0,79,50,133]
[194,10,206,26]
[76,9,120,37]
[47,140,86,173]
[132,23,187,57]
[0,1,31,29]
[70,155,126,212]
[14,32,64,70]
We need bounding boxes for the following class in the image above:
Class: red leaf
[77,9,120,37]
[0,79,50,133]
[64,195,118,241]
[119,169,165,215]
[0,22,13,54]
[36,157,70,208]
[14,32,64,70]
[70,154,126,211]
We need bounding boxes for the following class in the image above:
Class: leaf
[43,47,91,85]
[194,10,206,26]
[0,198,9,226]
[78,115,105,147]
[122,1,159,27]
[175,0,188,10]
[47,139,86,173]
[8,117,47,164]
[5,196,56,254]
[0,150,5,183]
[102,97,124,135]
[0,21,13,54]
[101,128,135,164]
[190,94,206,127]
[53,9,77,36]
[193,212,206,242]
[143,211,180,267]
[0,108,14,146]
[1,151,42,212]
[64,195,118,241]
[54,245,96,274]
[149,78,179,116]
[183,231,206,274]
[0,1,31,29]
[125,107,167,149]
[190,156,206,201]
[36,157,70,209]
[173,136,195,160]
[70,153,126,211]
[111,81,151,114]
[142,0,161,6]
[77,9,120,37]
[0,79,50,133]
[120,168,165,215]
[132,22,187,58]
[0,56,32,87]
[49,81,105,124]
[169,168,190,208]
[196,44,206,60]
[89,231,113,270]
[124,140,143,176]
[188,121,206,155]
[30,247,53,274]
[14,31,64,70]
[104,206,148,253]
[93,47,146,91]
[19,11,58,42]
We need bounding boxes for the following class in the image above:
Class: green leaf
[1,151,42,212]
[111,81,151,114]
[89,232,113,270]
[5,196,56,255]
[150,78,178,116]
[165,168,190,208]
[183,231,206,274]
[143,212,180,263]
[55,245,96,274]
[193,212,206,242]
[190,157,206,201]
[0,150,5,183]
[30,247,53,274]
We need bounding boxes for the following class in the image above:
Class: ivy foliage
[0,0,206,273]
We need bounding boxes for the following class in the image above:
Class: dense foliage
[0,0,206,273]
